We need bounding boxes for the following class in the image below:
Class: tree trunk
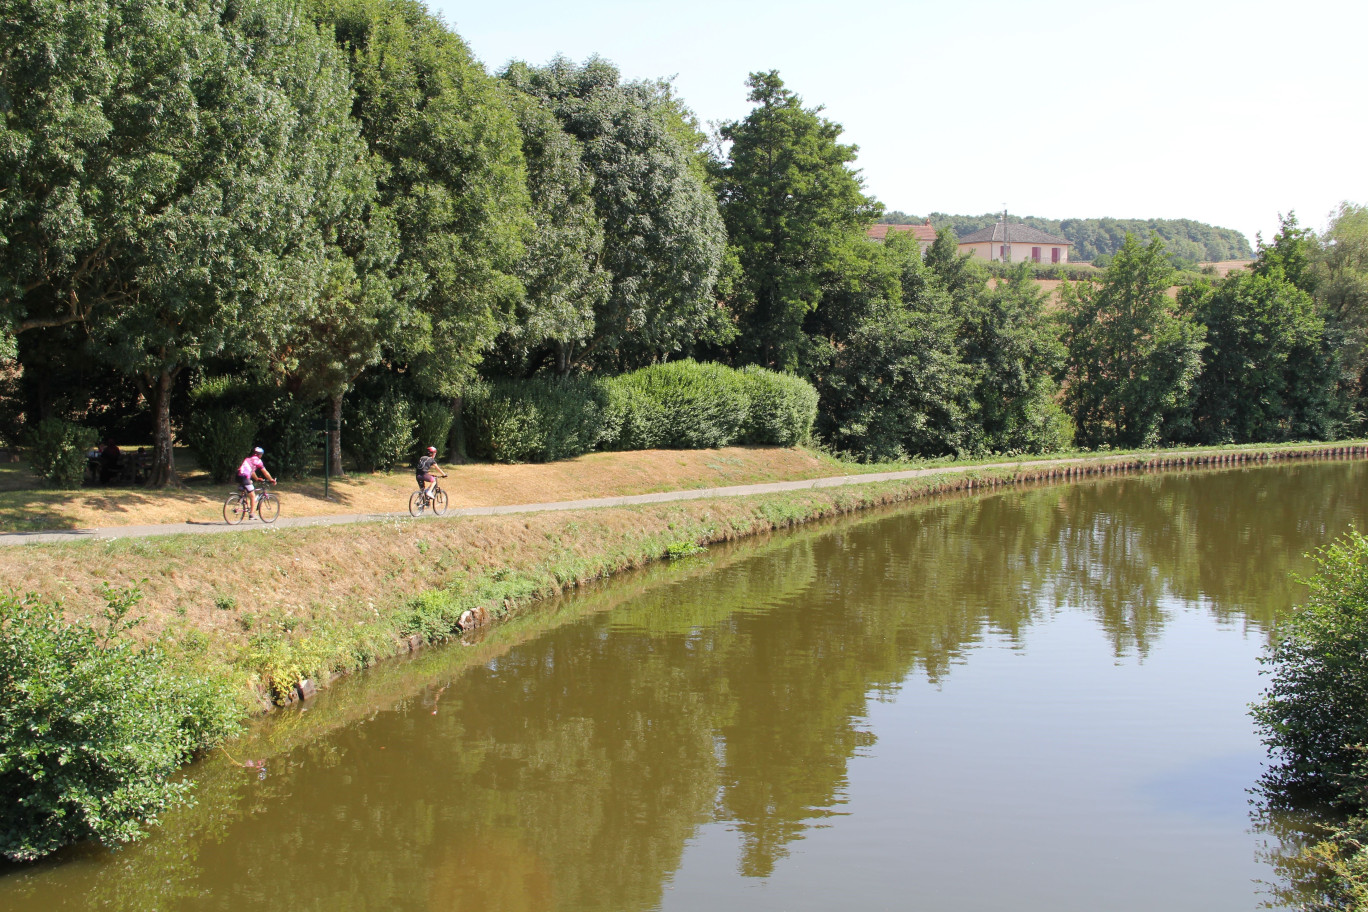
[146,369,178,487]
[328,392,345,476]
[448,395,466,464]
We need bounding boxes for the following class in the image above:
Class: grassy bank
[0,446,842,533]
[6,440,1364,705]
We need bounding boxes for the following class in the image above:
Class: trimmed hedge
[182,409,258,484]
[739,366,818,446]
[413,400,455,461]
[345,392,415,472]
[457,363,818,464]
[463,376,610,463]
[188,378,316,479]
[601,360,750,450]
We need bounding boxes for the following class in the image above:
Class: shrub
[463,377,609,463]
[413,400,455,461]
[25,418,98,488]
[1253,529,1368,805]
[599,378,667,450]
[739,366,818,446]
[0,588,240,862]
[345,392,415,472]
[601,360,749,450]
[259,398,317,480]
[181,409,258,484]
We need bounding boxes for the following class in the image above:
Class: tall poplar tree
[715,71,881,371]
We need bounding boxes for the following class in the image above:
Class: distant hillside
[881,211,1253,263]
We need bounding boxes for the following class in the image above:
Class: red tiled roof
[868,223,938,242]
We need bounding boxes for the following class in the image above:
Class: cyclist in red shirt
[416,446,446,504]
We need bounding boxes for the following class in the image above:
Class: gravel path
[0,461,1071,547]
[3,446,1346,548]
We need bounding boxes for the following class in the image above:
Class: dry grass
[1199,260,1253,277]
[0,446,839,533]
[1,477,954,663]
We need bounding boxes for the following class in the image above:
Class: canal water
[3,460,1366,911]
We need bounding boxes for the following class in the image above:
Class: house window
[1052,247,1061,264]
[999,245,1006,261]
[1032,247,1041,263]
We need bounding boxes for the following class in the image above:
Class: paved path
[0,457,1116,548]
[2,446,1352,548]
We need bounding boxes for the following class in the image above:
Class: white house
[958,221,1072,264]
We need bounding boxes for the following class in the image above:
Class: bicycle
[409,479,449,517]
[224,482,280,524]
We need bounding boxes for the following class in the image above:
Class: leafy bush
[345,392,415,472]
[599,378,667,451]
[259,398,317,479]
[463,376,609,463]
[1253,529,1368,804]
[0,588,240,862]
[413,400,455,461]
[181,409,258,484]
[601,360,749,450]
[187,374,264,413]
[739,366,818,446]
[25,418,98,488]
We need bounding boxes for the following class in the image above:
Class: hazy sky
[432,0,1363,247]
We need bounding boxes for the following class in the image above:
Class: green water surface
[3,460,1364,911]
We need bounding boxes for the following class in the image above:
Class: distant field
[1200,260,1253,276]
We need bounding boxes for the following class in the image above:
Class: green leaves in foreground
[0,588,240,862]
[1253,529,1368,806]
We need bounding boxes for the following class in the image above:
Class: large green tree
[502,56,727,371]
[311,0,530,398]
[486,88,609,377]
[1183,266,1338,443]
[961,261,1072,454]
[1058,235,1206,448]
[0,0,379,484]
[808,232,970,460]
[715,71,881,371]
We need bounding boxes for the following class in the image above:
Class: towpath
[0,457,1100,547]
[1,445,1356,547]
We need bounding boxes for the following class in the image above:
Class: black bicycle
[224,482,280,524]
[409,480,449,517]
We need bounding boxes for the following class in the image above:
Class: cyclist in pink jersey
[236,447,276,519]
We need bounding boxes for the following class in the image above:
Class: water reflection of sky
[666,603,1274,912]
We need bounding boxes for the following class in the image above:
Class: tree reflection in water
[2,460,1365,911]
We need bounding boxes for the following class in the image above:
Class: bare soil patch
[1200,260,1253,277]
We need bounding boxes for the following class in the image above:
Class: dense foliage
[0,588,240,862]
[462,362,815,462]
[1058,236,1205,448]
[0,0,1363,485]
[1252,531,1368,908]
[24,418,97,488]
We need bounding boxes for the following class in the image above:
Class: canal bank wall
[6,441,1366,713]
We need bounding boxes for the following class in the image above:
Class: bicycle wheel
[224,493,246,525]
[432,488,448,516]
[257,492,280,524]
[409,489,426,517]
